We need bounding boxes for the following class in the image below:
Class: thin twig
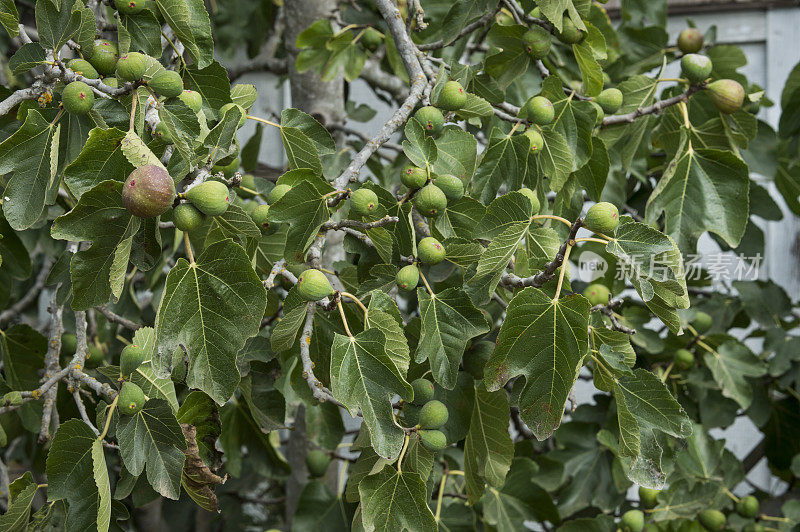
[500,219,582,289]
[0,257,53,326]
[602,85,703,126]
[96,306,141,330]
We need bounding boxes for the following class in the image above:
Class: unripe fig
[523,129,544,154]
[148,69,184,98]
[674,349,695,371]
[403,404,421,426]
[305,450,331,478]
[120,343,145,376]
[639,486,660,509]
[556,16,585,44]
[268,184,291,204]
[591,102,605,125]
[418,399,449,429]
[410,378,434,405]
[61,333,77,357]
[2,391,23,406]
[177,89,203,112]
[583,201,620,235]
[103,77,119,88]
[154,121,173,143]
[595,88,624,114]
[173,202,204,232]
[219,102,247,128]
[736,496,759,518]
[583,284,611,306]
[186,180,230,216]
[212,158,239,179]
[116,52,147,82]
[415,106,445,136]
[89,40,119,75]
[118,381,145,415]
[361,27,384,51]
[698,509,726,531]
[122,165,175,218]
[418,429,447,452]
[396,264,420,291]
[68,58,99,79]
[621,510,645,532]
[522,27,551,59]
[116,0,147,14]
[678,28,703,54]
[463,340,494,380]
[237,174,257,198]
[436,80,467,111]
[707,79,745,114]
[86,344,105,367]
[251,204,274,234]
[643,525,659,532]
[691,311,712,334]
[495,10,515,26]
[418,237,446,265]
[743,524,765,532]
[62,81,95,115]
[518,187,540,213]
[401,165,428,189]
[526,96,554,125]
[297,269,334,301]
[415,184,448,217]
[350,188,380,217]
[433,174,464,202]
[681,54,713,84]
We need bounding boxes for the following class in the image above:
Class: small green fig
[707,79,745,114]
[62,81,95,115]
[173,203,204,232]
[401,165,428,189]
[219,102,247,128]
[177,89,203,112]
[414,106,445,136]
[583,284,611,306]
[410,378,435,405]
[595,88,624,114]
[523,129,544,154]
[518,187,540,213]
[115,52,147,82]
[297,269,334,301]
[526,96,554,125]
[414,184,448,217]
[268,184,292,204]
[251,204,274,233]
[361,27,384,51]
[698,509,726,531]
[154,121,173,143]
[68,58,99,79]
[148,69,184,97]
[639,486,660,509]
[3,391,23,406]
[418,399,449,429]
[583,202,620,235]
[691,311,712,334]
[350,188,380,217]
[86,344,105,367]
[556,16,585,44]
[89,40,119,75]
[681,54,713,84]
[305,450,331,477]
[522,27,551,59]
[186,181,230,216]
[736,496,759,518]
[674,349,695,371]
[433,174,464,202]
[418,237,446,265]
[120,343,145,376]
[678,28,704,54]
[621,510,645,532]
[418,429,447,452]
[396,264,420,291]
[118,382,145,416]
[436,80,467,111]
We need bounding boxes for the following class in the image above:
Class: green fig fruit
[410,378,435,405]
[305,450,331,477]
[681,54,713,84]
[154,121,173,143]
[89,40,118,75]
[118,381,146,415]
[518,187,540,213]
[297,268,334,301]
[736,496,759,518]
[415,184,448,217]
[621,510,645,532]
[116,0,147,14]
[583,202,620,235]
[644,525,660,532]
[674,348,695,371]
[67,58,99,79]
[148,69,183,97]
[495,10,515,26]
[691,311,712,334]
[707,79,745,114]
[116,52,147,82]
[219,102,247,128]
[403,404,421,426]
[583,284,611,306]
[268,184,292,204]
[433,174,464,202]
[62,81,95,114]
[186,180,230,216]
[122,165,176,218]
[556,16,585,44]
[173,202,204,232]
[402,165,428,189]
[120,343,145,376]
[463,340,494,379]
[350,188,380,217]
[436,80,467,111]
[103,77,119,88]
[415,106,445,136]
[418,429,447,452]
[639,486,660,509]
[86,344,105,367]
[212,158,239,179]
[251,204,274,233]
[698,509,726,531]
[743,524,765,532]
[2,391,23,406]
[523,129,544,154]
[678,28,703,54]
[595,88,623,114]
[418,237,446,265]
[526,96,554,125]
[61,333,77,357]
[396,264,420,291]
[360,27,384,51]
[522,27,551,59]
[177,89,203,112]
[591,101,605,125]
[418,399,449,429]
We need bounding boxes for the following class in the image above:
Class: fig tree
[707,79,745,114]
[556,16,585,44]
[583,201,620,235]
[433,174,464,202]
[415,106,445,136]
[595,88,623,114]
[173,202,204,232]
[401,165,428,189]
[122,165,176,218]
[62,81,95,115]
[418,399,449,429]
[396,264,420,291]
[116,52,147,82]
[463,340,494,379]
[674,349,695,371]
[583,284,611,306]
[736,496,759,518]
[526,96,554,125]
[692,311,712,334]
[418,237,446,265]
[177,89,203,112]
[268,183,291,204]
[414,184,448,217]
[67,58,99,79]
[118,381,145,416]
[305,450,331,477]
[185,180,230,216]
[418,429,447,452]
[436,80,467,111]
[639,486,660,508]
[523,129,544,154]
[89,40,119,75]
[522,27,551,59]
[148,69,184,97]
[120,343,145,376]
[681,54,713,84]
[678,28,703,54]
[350,188,380,217]
[518,187,540,213]
[621,510,645,532]
[297,269,334,301]
[698,509,726,531]
[220,102,247,127]
[410,378,435,405]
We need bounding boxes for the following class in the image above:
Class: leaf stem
[552,243,573,302]
[246,115,281,128]
[337,298,353,338]
[434,471,449,521]
[574,237,610,245]
[759,515,791,523]
[661,361,674,382]
[129,93,137,131]
[396,434,410,474]
[98,394,119,442]
[341,291,369,327]
[531,214,572,228]
[724,487,740,503]
[418,270,434,295]
[184,232,195,264]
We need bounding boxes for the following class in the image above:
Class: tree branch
[417,2,502,51]
[500,218,582,289]
[602,85,703,126]
[0,256,53,326]
[322,215,398,231]
[38,291,63,443]
[96,306,142,331]
[590,299,636,335]
[298,305,344,407]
